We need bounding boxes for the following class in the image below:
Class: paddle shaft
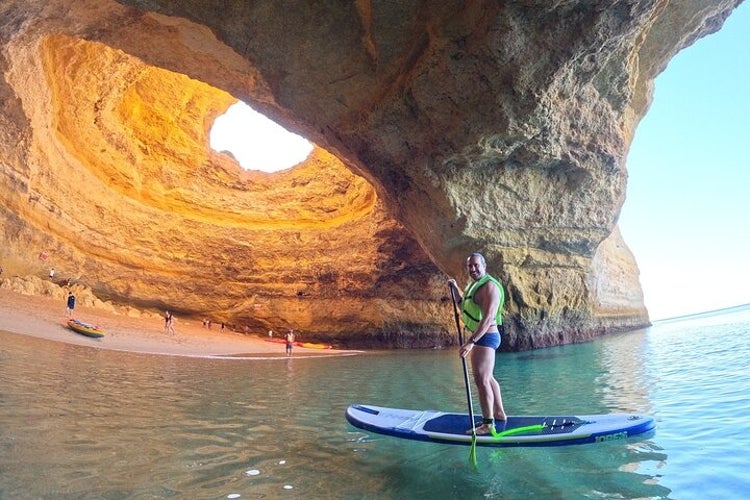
[449,285,478,433]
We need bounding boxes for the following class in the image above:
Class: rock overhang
[0,0,742,349]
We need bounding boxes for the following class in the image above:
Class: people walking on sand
[49,268,55,279]
[447,252,507,436]
[285,329,295,356]
[164,310,175,335]
[66,291,76,318]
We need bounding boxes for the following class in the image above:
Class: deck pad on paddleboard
[346,404,654,447]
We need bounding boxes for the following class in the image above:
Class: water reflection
[0,328,687,498]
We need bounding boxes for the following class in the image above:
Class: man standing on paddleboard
[448,252,507,435]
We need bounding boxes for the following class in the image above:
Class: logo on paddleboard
[594,431,628,442]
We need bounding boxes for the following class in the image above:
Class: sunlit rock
[0,0,739,349]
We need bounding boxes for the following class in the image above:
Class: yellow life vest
[461,274,504,332]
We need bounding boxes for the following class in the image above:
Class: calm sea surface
[1,306,749,499]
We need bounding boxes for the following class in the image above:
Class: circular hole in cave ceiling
[209,101,313,173]
[36,34,376,227]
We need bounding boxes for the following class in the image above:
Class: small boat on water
[67,319,106,338]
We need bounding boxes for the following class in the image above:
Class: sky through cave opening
[209,101,313,173]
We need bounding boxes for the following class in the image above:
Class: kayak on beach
[297,341,332,349]
[67,318,106,338]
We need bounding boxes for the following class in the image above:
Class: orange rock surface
[0,0,739,348]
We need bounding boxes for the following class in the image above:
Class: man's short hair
[468,252,486,265]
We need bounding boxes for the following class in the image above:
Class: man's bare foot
[466,423,495,436]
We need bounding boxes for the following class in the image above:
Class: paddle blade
[468,434,478,469]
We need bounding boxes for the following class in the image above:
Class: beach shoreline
[0,288,360,359]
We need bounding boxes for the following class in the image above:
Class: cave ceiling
[0,0,741,349]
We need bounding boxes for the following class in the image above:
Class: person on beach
[65,291,76,318]
[285,329,295,356]
[447,252,507,436]
[165,311,176,335]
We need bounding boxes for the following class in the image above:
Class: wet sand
[0,289,359,359]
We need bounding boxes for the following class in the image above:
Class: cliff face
[0,0,741,349]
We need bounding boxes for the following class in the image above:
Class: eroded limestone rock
[0,0,741,349]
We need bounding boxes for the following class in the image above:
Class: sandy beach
[0,288,359,359]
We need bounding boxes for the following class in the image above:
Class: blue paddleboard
[346,404,654,447]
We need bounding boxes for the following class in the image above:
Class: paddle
[448,284,479,468]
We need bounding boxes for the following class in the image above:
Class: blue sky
[211,3,749,321]
[619,1,750,319]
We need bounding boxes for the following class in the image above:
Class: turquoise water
[1,306,749,499]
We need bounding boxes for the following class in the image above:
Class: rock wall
[0,0,742,349]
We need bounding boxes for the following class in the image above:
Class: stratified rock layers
[0,0,741,349]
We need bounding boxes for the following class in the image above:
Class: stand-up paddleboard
[346,404,654,447]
